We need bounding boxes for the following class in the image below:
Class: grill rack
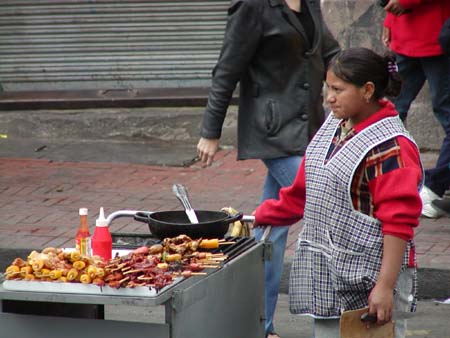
[111,232,257,263]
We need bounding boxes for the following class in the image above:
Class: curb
[279,259,450,300]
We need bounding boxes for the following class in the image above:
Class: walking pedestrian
[254,48,423,338]
[381,0,450,218]
[196,0,340,336]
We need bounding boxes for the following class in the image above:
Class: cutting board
[340,307,394,338]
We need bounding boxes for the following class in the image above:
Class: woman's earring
[365,96,370,103]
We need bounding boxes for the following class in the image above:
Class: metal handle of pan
[241,215,255,222]
[107,210,254,226]
[240,215,271,242]
[105,210,153,225]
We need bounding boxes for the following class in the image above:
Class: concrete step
[0,105,238,166]
[0,105,238,148]
[0,137,199,167]
[0,88,239,110]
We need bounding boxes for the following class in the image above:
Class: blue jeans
[254,155,302,335]
[393,53,450,196]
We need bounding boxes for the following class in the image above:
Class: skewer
[137,276,155,281]
[109,266,129,272]
[105,259,122,268]
[126,282,147,288]
[196,257,226,262]
[123,269,144,275]
[173,271,208,276]
[106,261,127,269]
[199,238,235,249]
[184,252,227,259]
[218,239,235,245]
[119,276,130,284]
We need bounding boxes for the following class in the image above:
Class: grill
[111,232,258,262]
[0,212,268,338]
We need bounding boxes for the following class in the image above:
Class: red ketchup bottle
[75,208,91,256]
[91,207,112,260]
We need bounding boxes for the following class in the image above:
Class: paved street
[105,296,450,338]
[0,143,448,270]
[0,140,449,336]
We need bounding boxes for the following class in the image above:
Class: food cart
[0,238,267,338]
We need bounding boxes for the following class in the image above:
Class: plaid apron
[289,115,420,317]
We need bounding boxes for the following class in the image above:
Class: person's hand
[196,137,220,166]
[384,0,408,16]
[366,282,395,327]
[382,26,390,48]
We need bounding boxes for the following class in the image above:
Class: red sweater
[384,0,450,57]
[255,101,423,241]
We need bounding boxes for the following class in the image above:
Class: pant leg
[310,269,413,338]
[254,155,302,334]
[312,318,340,338]
[256,225,289,335]
[393,268,415,338]
[393,54,427,121]
[421,55,450,195]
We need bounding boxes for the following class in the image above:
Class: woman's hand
[196,137,220,166]
[366,235,407,326]
[367,282,394,326]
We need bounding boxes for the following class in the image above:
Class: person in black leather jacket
[197,1,339,337]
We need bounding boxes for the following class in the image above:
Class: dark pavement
[0,138,449,301]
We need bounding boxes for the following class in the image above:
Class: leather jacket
[200,0,340,160]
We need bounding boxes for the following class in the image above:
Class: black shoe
[432,198,450,217]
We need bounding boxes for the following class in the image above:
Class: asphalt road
[105,295,450,338]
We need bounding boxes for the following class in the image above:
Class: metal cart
[0,240,267,338]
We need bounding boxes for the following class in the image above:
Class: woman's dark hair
[327,47,402,99]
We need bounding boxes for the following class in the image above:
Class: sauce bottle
[75,208,91,255]
[91,207,112,260]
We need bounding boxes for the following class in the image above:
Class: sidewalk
[0,146,449,298]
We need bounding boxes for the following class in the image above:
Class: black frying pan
[134,210,243,240]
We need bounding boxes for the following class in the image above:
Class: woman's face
[325,70,367,122]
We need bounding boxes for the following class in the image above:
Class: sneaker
[432,198,450,217]
[420,186,445,218]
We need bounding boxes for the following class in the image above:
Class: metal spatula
[172,183,199,224]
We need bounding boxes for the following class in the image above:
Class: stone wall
[321,0,444,150]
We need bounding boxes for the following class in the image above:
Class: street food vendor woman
[253,47,423,338]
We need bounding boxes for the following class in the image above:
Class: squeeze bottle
[75,208,91,255]
[91,207,112,260]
